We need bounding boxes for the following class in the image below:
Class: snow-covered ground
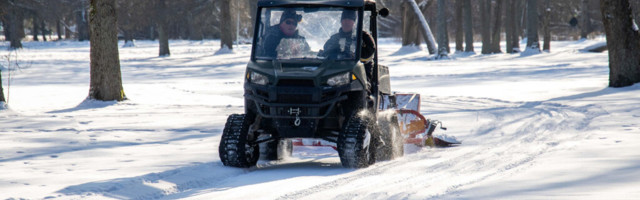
[1,39,639,200]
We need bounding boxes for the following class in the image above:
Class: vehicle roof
[257,0,376,7]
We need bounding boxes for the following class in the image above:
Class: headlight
[327,72,351,87]
[249,71,269,85]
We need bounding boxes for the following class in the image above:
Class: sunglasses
[285,20,298,26]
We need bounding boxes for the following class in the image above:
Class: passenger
[323,9,376,87]
[261,9,310,58]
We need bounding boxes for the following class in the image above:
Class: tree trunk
[157,0,170,57]
[0,69,4,103]
[187,11,203,41]
[0,3,24,49]
[525,0,540,53]
[123,30,135,47]
[455,0,464,52]
[158,24,170,56]
[2,19,10,42]
[77,6,90,41]
[542,0,551,52]
[505,0,515,53]
[481,0,491,54]
[7,6,24,49]
[149,26,155,41]
[490,0,503,53]
[463,0,474,52]
[580,0,591,39]
[402,1,420,47]
[513,0,522,52]
[56,20,63,40]
[65,26,72,40]
[33,15,40,41]
[600,0,640,87]
[436,0,449,57]
[41,20,47,42]
[89,0,126,101]
[220,0,233,50]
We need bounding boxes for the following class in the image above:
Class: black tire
[219,114,259,168]
[337,111,377,168]
[376,113,404,161]
[261,139,293,161]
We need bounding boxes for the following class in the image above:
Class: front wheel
[337,111,377,168]
[219,114,259,168]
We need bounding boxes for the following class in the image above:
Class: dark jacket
[260,25,307,58]
[323,29,375,62]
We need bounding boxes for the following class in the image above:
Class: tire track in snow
[58,162,254,200]
[277,99,608,199]
[60,98,607,200]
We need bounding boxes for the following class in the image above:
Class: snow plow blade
[395,93,460,148]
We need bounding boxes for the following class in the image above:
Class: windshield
[254,7,360,61]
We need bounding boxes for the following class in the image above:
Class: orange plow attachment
[395,94,460,147]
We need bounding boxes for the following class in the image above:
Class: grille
[277,79,315,87]
[277,94,312,103]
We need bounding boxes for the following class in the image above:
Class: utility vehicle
[219,0,456,169]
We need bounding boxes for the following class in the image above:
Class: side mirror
[379,8,389,18]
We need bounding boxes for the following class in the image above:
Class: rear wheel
[377,113,404,161]
[219,114,259,168]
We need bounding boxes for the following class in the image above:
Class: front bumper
[244,82,358,119]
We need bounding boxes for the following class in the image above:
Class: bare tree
[0,3,4,100]
[156,0,170,56]
[0,69,4,104]
[480,0,491,54]
[32,14,40,41]
[512,0,522,52]
[580,0,592,39]
[436,0,449,58]
[40,0,72,41]
[1,1,26,49]
[525,0,540,53]
[505,0,515,53]
[118,0,143,47]
[490,0,503,53]
[219,0,234,50]
[454,0,464,52]
[542,0,551,52]
[40,20,47,41]
[89,0,126,101]
[402,1,421,47]
[0,5,6,102]
[463,0,474,52]
[0,63,4,103]
[600,0,640,87]
[77,0,90,41]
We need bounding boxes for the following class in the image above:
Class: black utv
[219,0,403,168]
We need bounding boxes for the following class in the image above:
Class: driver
[261,9,310,58]
[323,9,376,87]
